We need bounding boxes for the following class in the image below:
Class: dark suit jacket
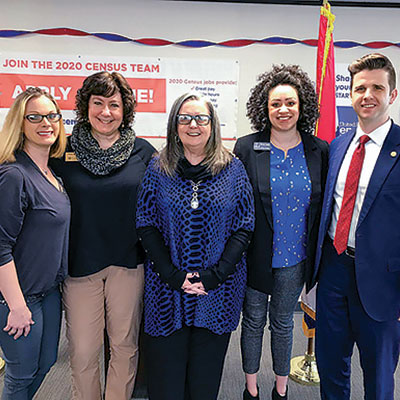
[234,129,329,295]
[312,121,400,322]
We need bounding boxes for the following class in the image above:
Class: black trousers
[144,325,231,400]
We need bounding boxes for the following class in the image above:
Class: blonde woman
[0,87,70,399]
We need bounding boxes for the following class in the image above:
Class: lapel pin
[390,151,397,158]
[65,152,78,162]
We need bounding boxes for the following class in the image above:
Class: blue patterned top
[270,142,311,268]
[136,156,255,336]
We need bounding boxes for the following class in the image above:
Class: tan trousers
[63,265,144,400]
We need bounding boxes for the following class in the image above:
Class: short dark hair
[246,64,319,135]
[348,53,396,92]
[75,71,136,128]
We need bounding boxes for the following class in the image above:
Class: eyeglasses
[177,114,212,126]
[25,113,62,124]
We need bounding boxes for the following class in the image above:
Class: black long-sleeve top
[51,137,155,277]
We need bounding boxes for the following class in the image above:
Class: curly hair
[246,64,319,134]
[75,71,136,128]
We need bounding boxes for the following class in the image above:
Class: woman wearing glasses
[0,87,70,398]
[136,92,255,400]
[51,72,155,400]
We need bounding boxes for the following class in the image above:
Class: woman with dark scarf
[51,72,155,400]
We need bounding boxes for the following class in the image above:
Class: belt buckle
[345,247,355,258]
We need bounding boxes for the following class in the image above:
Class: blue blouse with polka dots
[270,141,311,268]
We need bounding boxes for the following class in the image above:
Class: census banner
[335,63,358,137]
[0,54,239,138]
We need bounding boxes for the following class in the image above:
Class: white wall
[2,0,400,147]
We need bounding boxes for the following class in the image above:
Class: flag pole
[289,300,320,385]
[290,0,336,386]
[289,337,319,385]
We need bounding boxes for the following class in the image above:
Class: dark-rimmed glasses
[25,113,62,124]
[177,114,211,126]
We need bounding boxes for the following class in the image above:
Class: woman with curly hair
[51,72,155,400]
[234,65,329,400]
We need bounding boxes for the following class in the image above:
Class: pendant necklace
[190,181,201,209]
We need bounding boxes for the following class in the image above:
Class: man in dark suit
[313,53,400,400]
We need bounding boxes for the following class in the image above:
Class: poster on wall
[335,63,358,137]
[0,54,239,139]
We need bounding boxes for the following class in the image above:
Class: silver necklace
[24,149,49,175]
[190,181,201,209]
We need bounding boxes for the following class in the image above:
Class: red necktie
[334,134,371,254]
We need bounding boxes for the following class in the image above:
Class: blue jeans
[241,261,305,376]
[0,286,62,400]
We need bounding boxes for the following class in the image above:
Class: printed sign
[0,54,239,138]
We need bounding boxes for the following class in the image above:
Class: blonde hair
[0,87,67,164]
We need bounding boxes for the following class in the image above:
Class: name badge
[65,152,78,162]
[253,142,271,151]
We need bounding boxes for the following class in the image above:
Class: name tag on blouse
[65,152,78,162]
[253,142,271,151]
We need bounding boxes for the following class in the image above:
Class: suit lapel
[302,134,319,233]
[358,123,400,227]
[255,130,273,229]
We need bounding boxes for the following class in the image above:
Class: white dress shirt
[328,119,392,248]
